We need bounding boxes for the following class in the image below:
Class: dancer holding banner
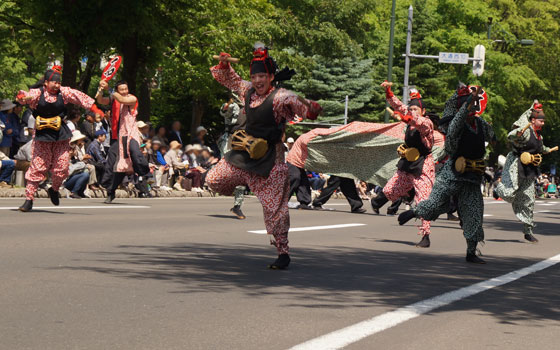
[398,84,495,263]
[494,101,558,243]
[371,82,435,247]
[16,66,104,212]
[97,79,149,203]
[207,45,322,269]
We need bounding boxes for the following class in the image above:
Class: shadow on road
[484,217,560,237]
[54,243,559,325]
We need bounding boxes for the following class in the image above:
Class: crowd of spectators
[0,95,559,203]
[0,96,221,198]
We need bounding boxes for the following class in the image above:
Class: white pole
[344,95,349,125]
[403,5,413,105]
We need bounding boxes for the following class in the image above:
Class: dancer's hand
[381,80,394,98]
[99,80,109,91]
[306,100,322,120]
[218,52,231,68]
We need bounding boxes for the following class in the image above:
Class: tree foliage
[1,0,560,166]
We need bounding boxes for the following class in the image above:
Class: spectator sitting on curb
[0,99,18,157]
[64,134,91,199]
[164,140,187,191]
[66,109,81,133]
[154,142,171,190]
[86,128,108,185]
[193,126,207,145]
[0,147,15,188]
[70,130,99,191]
[14,139,32,174]
[137,120,149,141]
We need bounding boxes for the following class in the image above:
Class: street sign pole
[400,5,485,104]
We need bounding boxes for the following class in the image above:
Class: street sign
[438,52,469,64]
[472,45,486,76]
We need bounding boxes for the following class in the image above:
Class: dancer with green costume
[494,101,558,243]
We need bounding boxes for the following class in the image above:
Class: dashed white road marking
[0,205,150,210]
[536,203,556,206]
[248,223,366,235]
[483,214,494,217]
[289,253,560,350]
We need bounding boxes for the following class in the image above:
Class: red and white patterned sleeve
[60,86,95,109]
[17,88,42,109]
[409,112,434,149]
[272,89,311,124]
[387,95,408,115]
[210,64,252,104]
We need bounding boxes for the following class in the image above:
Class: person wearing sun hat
[15,65,104,212]
[494,101,558,243]
[398,83,495,264]
[208,44,322,269]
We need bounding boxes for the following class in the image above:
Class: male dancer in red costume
[208,47,322,269]
[96,79,149,203]
[371,82,435,247]
[16,66,103,212]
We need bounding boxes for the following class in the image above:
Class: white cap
[287,137,295,143]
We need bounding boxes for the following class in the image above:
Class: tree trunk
[61,34,79,88]
[78,56,100,93]
[120,33,139,95]
[191,99,205,142]
[138,77,151,122]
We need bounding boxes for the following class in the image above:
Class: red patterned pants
[384,156,435,236]
[206,159,290,254]
[25,139,71,200]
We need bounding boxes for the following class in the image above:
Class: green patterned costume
[495,107,552,237]
[413,91,494,255]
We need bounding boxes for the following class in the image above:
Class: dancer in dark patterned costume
[494,101,557,243]
[207,46,322,269]
[399,84,494,263]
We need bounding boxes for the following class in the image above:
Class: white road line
[0,205,150,210]
[248,223,366,234]
[536,203,555,206]
[483,214,494,217]
[484,201,508,205]
[289,253,560,350]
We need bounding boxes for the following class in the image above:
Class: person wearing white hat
[15,66,104,212]
[137,120,149,141]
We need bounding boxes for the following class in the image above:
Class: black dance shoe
[104,193,115,204]
[268,254,291,270]
[18,200,33,212]
[351,207,367,214]
[416,235,430,248]
[524,234,538,243]
[230,205,246,220]
[47,187,60,206]
[398,210,416,225]
[466,253,486,264]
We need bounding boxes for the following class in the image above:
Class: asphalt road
[1,196,559,350]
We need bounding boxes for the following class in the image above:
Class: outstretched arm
[381,81,407,115]
[210,53,251,104]
[273,89,322,124]
[112,92,137,106]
